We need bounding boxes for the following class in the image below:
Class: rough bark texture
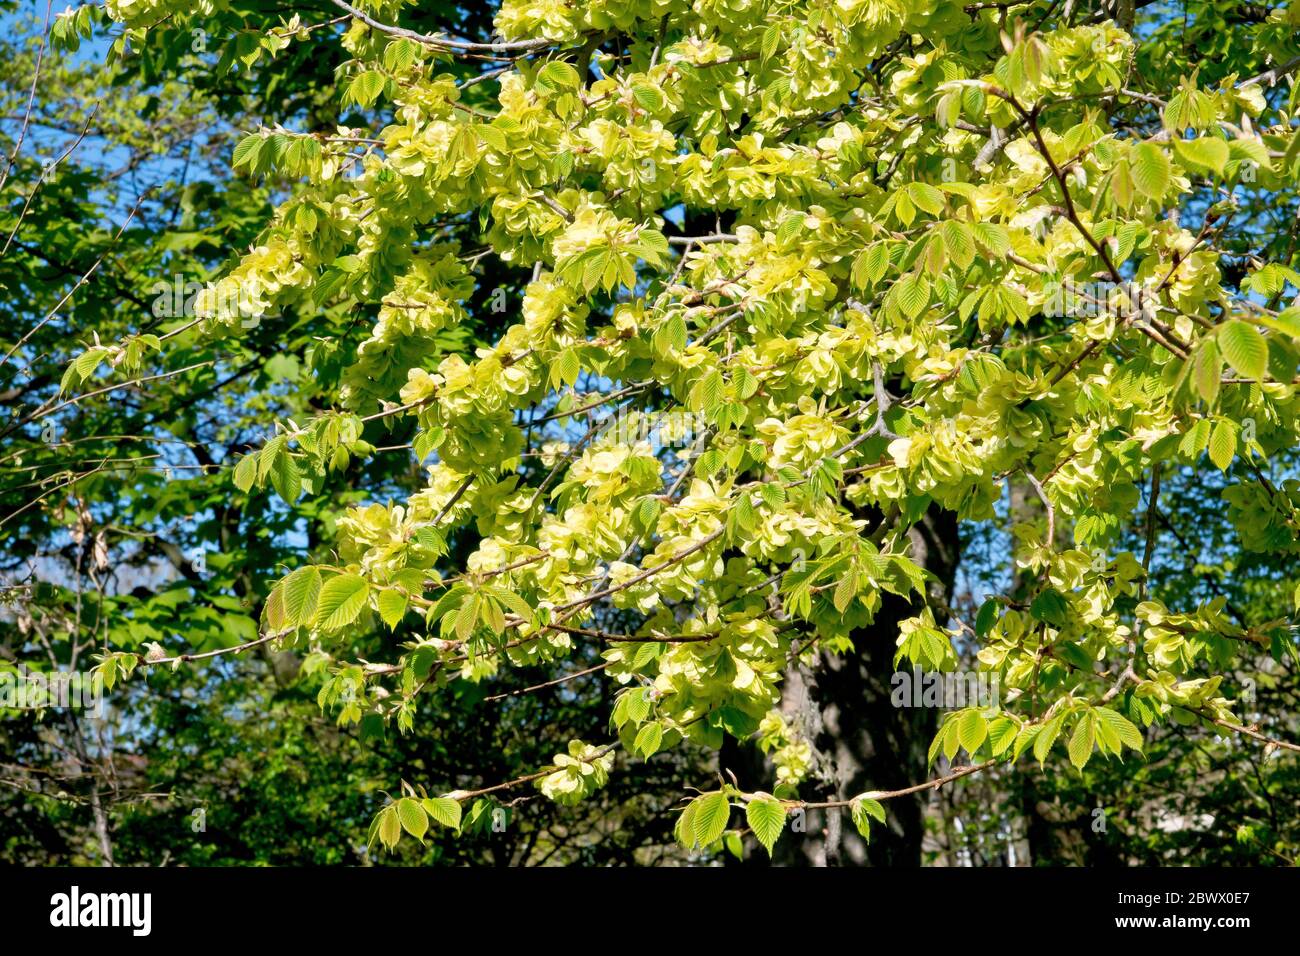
[723,505,961,866]
[1009,476,1061,867]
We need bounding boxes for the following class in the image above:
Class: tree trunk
[1008,476,1062,866]
[64,711,115,866]
[723,505,961,866]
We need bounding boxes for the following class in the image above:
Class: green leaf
[1068,712,1096,770]
[832,569,859,613]
[957,709,987,754]
[1179,418,1211,460]
[72,347,105,383]
[1034,713,1063,763]
[1193,339,1222,406]
[850,795,886,842]
[942,220,975,270]
[745,794,786,856]
[927,723,947,765]
[1130,142,1170,199]
[907,182,945,216]
[633,721,663,758]
[377,806,401,849]
[987,717,1018,756]
[487,587,535,626]
[377,588,409,630]
[693,368,724,413]
[1207,418,1236,471]
[723,831,743,859]
[454,592,480,640]
[1218,320,1267,380]
[282,566,322,627]
[895,271,931,320]
[347,70,387,107]
[631,83,666,112]
[232,454,258,493]
[1030,587,1069,627]
[1095,708,1144,752]
[1012,723,1040,762]
[383,38,420,72]
[853,243,891,287]
[857,796,886,824]
[422,796,463,830]
[972,222,1010,257]
[537,59,581,91]
[232,134,263,170]
[1094,708,1122,754]
[552,348,581,387]
[263,583,288,632]
[269,450,302,504]
[315,573,370,630]
[1174,136,1229,176]
[760,22,782,64]
[396,797,428,841]
[691,791,731,848]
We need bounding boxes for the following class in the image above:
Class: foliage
[3,0,1299,864]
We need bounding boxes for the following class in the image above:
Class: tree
[6,0,1299,865]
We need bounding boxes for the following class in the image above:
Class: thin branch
[1,185,146,369]
[793,760,998,810]
[0,0,53,197]
[328,0,564,53]
[483,661,609,702]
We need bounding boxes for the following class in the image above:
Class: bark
[1009,477,1062,866]
[63,711,115,866]
[723,505,961,866]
